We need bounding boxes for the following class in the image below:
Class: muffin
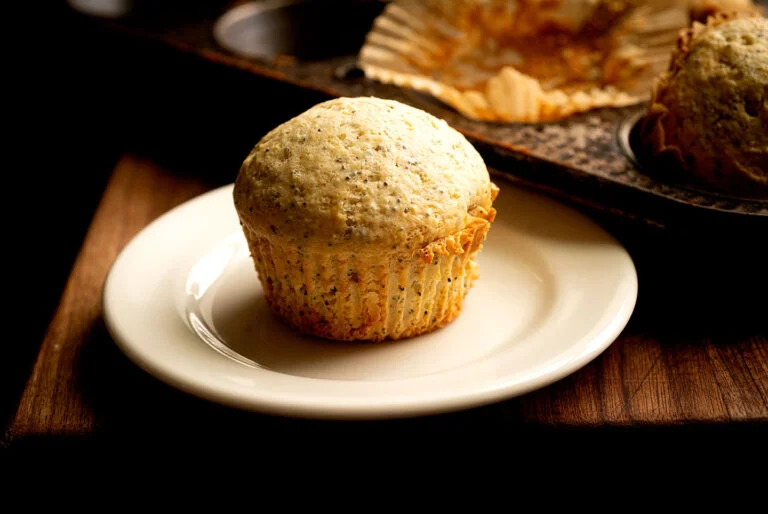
[233,97,498,342]
[642,14,768,196]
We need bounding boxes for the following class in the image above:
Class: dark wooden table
[5,150,766,448]
[4,3,767,461]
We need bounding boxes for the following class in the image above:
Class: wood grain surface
[9,155,209,438]
[6,154,767,447]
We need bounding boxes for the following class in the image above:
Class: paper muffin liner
[359,0,691,122]
[241,204,497,342]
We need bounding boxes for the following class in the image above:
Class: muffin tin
[87,0,768,228]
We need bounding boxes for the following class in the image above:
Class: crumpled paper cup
[359,0,692,122]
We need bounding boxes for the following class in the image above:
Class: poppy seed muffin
[642,14,768,196]
[234,97,498,342]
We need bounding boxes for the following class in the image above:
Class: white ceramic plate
[103,183,637,419]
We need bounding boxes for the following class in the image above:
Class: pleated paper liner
[359,0,692,122]
[241,200,497,342]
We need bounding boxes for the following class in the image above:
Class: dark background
[8,1,332,445]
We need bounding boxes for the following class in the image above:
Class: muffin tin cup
[214,0,386,62]
[617,109,768,207]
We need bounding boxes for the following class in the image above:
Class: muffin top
[234,97,495,252]
[645,14,768,193]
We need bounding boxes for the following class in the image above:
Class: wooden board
[6,154,767,448]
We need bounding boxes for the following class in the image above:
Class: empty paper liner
[359,0,691,122]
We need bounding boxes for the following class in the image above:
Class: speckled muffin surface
[234,97,497,342]
[643,14,768,197]
[235,96,495,253]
